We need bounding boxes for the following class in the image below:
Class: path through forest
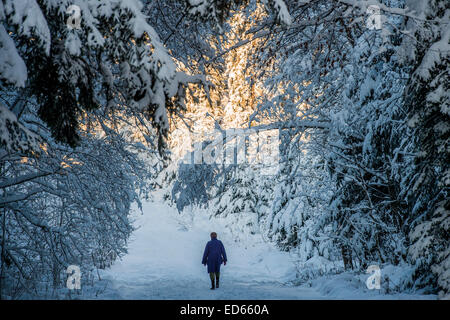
[93,193,322,299]
[91,193,435,300]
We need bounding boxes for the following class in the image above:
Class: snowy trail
[94,196,322,300]
[92,195,435,300]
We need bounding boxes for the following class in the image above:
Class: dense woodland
[0,0,448,299]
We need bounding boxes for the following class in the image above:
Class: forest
[0,0,448,299]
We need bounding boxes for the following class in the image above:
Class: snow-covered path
[91,195,436,300]
[94,196,321,299]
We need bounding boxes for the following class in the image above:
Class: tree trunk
[0,209,7,299]
[341,244,353,270]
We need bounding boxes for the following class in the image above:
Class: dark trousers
[209,272,220,288]
[209,272,220,281]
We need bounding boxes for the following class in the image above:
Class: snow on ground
[89,193,436,300]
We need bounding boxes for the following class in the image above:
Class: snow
[0,103,40,153]
[93,193,307,299]
[0,0,446,300]
[65,33,82,56]
[186,0,209,17]
[271,0,292,26]
[308,272,434,300]
[87,192,436,300]
[3,0,51,54]
[414,26,450,80]
[0,25,27,87]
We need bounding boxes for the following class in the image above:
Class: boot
[210,278,215,290]
[216,276,220,289]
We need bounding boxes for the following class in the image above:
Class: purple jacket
[202,238,227,273]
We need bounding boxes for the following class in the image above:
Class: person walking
[202,232,227,290]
